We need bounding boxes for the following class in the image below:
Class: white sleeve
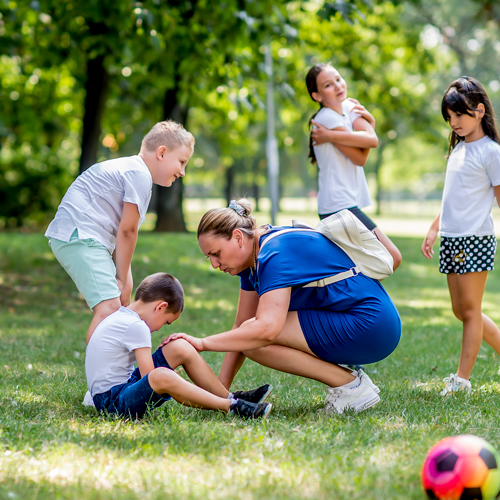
[121,321,152,352]
[122,170,152,218]
[314,108,345,130]
[342,99,362,127]
[485,145,500,187]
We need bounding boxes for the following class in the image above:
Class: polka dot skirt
[439,235,497,275]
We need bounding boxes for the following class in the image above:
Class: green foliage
[2,0,500,224]
[2,230,500,498]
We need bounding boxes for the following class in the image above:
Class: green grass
[2,230,500,500]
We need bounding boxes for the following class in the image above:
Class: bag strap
[258,228,360,287]
[259,228,314,250]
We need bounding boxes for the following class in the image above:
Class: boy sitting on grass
[85,272,273,420]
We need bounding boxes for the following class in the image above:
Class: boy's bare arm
[135,347,155,377]
[115,202,140,305]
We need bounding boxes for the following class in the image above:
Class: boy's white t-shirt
[312,99,372,215]
[45,155,153,253]
[85,307,152,397]
[440,136,500,237]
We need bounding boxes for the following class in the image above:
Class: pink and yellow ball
[421,435,500,500]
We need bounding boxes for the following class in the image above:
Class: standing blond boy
[45,121,194,343]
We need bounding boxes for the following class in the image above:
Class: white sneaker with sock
[440,373,471,396]
[339,365,380,394]
[323,373,380,415]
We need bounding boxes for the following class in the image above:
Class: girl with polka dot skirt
[422,76,500,396]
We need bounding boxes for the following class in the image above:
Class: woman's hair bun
[235,198,253,217]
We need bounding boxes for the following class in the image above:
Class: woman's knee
[391,247,402,270]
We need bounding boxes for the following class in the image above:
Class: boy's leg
[148,367,231,411]
[161,339,230,398]
[87,298,121,344]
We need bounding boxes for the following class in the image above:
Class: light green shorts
[49,229,120,310]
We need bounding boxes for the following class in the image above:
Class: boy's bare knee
[163,338,198,366]
[149,366,174,384]
[241,317,256,327]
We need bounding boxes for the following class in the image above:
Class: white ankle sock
[342,376,361,389]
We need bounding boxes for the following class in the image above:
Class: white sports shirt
[440,136,500,237]
[85,307,152,397]
[45,155,153,253]
[312,99,372,215]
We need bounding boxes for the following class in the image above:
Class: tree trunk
[253,159,260,212]
[79,54,109,173]
[225,166,235,206]
[154,79,189,232]
[373,141,387,216]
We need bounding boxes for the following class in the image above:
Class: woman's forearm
[203,320,277,352]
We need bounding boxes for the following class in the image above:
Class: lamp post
[265,44,279,225]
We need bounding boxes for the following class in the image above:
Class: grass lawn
[2,228,500,500]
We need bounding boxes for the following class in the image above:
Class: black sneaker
[229,399,272,420]
[230,384,273,404]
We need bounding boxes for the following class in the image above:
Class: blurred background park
[1,0,500,233]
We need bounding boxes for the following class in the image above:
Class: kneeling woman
[166,199,401,414]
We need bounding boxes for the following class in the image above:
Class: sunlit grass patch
[2,233,500,499]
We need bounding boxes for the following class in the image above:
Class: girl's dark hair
[305,63,331,165]
[441,76,500,156]
[135,273,184,313]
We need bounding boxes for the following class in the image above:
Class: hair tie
[229,200,246,216]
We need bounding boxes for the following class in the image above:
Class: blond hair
[141,120,195,153]
[197,198,256,240]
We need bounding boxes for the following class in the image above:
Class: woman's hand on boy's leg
[160,333,205,352]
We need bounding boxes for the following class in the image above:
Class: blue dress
[238,227,401,365]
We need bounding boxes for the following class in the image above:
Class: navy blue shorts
[319,206,377,231]
[93,347,173,419]
[298,292,401,365]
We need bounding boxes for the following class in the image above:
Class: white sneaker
[440,374,471,396]
[323,374,380,415]
[82,390,95,407]
[355,368,380,394]
[339,365,380,394]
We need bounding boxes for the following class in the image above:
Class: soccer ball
[421,435,500,499]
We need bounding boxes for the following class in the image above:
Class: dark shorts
[93,347,173,419]
[319,206,377,231]
[439,235,496,275]
[297,283,401,365]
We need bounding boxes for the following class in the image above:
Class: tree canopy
[0,0,499,228]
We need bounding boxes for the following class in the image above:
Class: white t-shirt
[85,307,152,397]
[312,100,372,214]
[440,136,500,237]
[45,155,153,253]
